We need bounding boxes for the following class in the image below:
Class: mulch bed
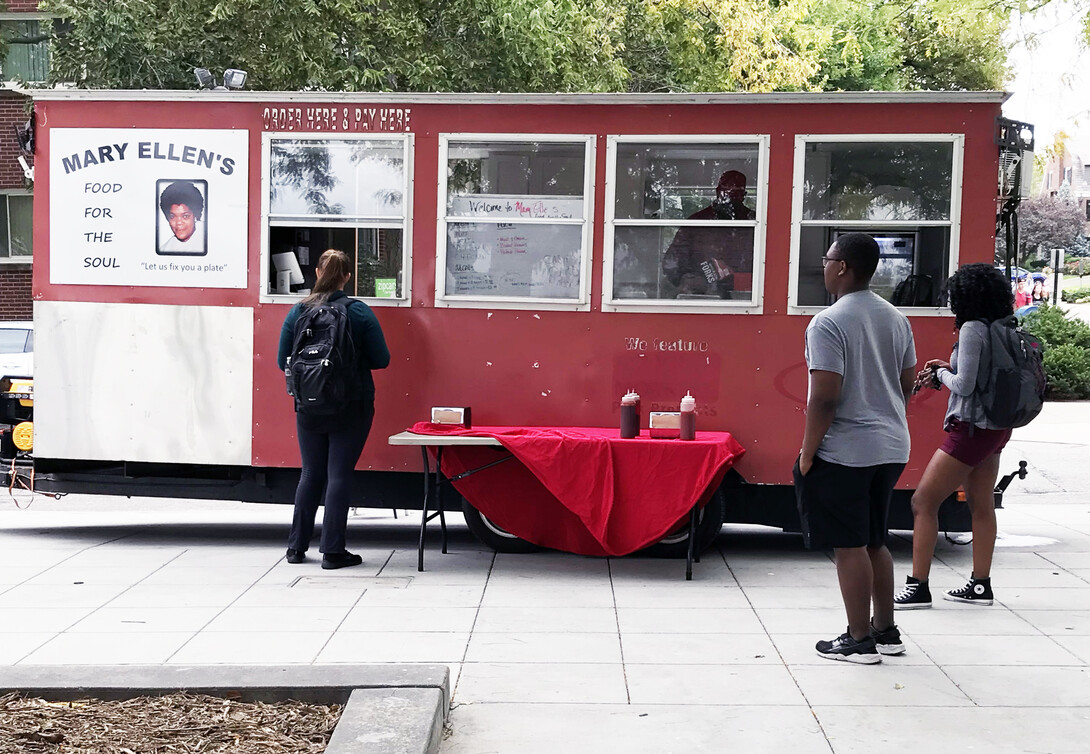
[0,691,342,753]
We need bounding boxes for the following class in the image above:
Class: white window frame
[0,189,33,264]
[436,133,595,311]
[259,132,414,307]
[602,134,769,314]
[787,133,964,316]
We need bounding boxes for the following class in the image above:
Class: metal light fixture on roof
[193,67,248,91]
[194,67,215,89]
[222,69,248,89]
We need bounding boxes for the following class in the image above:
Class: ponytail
[302,249,352,308]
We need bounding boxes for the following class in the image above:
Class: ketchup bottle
[680,391,696,441]
[620,390,639,439]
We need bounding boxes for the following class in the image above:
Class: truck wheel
[462,499,540,553]
[638,491,727,559]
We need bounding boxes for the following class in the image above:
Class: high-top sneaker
[944,575,994,605]
[894,576,932,610]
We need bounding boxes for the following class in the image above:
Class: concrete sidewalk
[1,402,1089,752]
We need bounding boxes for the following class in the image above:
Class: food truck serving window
[789,134,963,313]
[602,136,768,314]
[436,135,594,310]
[261,134,412,304]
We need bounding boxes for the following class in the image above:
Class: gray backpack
[974,316,1046,429]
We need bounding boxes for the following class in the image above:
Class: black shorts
[793,456,905,550]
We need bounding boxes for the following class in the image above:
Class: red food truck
[19,90,1025,554]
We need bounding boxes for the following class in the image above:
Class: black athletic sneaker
[285,548,305,564]
[870,621,906,656]
[944,575,994,605]
[894,576,932,610]
[815,631,881,664]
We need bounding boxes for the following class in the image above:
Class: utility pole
[1051,248,1063,303]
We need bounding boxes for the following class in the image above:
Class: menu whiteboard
[444,195,584,299]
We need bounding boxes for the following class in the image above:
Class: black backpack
[285,297,360,414]
[974,316,1046,429]
[890,274,934,306]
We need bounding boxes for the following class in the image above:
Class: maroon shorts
[940,419,1012,467]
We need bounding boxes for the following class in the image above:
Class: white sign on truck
[49,128,249,288]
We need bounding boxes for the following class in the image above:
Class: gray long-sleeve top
[934,320,1000,430]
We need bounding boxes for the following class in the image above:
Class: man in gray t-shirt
[795,233,917,664]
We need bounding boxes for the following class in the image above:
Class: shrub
[1022,304,1090,351]
[1022,305,1090,399]
[1041,344,1090,399]
[1061,285,1090,304]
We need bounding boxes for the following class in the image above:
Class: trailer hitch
[993,460,1028,509]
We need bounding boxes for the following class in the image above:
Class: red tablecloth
[407,423,746,557]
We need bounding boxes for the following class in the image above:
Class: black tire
[637,490,727,558]
[462,498,540,553]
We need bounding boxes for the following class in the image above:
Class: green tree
[39,0,1020,92]
[1017,187,1087,265]
[41,0,630,91]
[614,0,820,93]
[804,0,1009,91]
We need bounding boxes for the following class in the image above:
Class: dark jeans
[288,401,375,554]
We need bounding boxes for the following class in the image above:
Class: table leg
[418,447,432,572]
[686,503,698,581]
[436,447,448,554]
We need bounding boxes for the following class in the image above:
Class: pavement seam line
[310,574,370,664]
[449,549,496,708]
[727,548,838,750]
[606,556,632,705]
[161,553,283,665]
[12,547,188,665]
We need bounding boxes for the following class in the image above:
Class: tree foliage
[40,0,1018,92]
[804,0,1010,91]
[1017,188,1088,262]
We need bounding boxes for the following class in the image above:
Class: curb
[0,664,449,754]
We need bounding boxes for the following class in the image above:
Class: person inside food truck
[157,180,206,253]
[661,170,755,298]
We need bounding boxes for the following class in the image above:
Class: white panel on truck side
[33,300,254,465]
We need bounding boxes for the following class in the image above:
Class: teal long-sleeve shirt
[278,291,391,400]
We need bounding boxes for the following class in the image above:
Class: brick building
[1040,136,1090,236]
[0,0,48,320]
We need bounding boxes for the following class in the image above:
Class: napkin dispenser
[648,411,680,439]
[431,406,472,428]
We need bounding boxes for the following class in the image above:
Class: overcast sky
[1003,1,1090,148]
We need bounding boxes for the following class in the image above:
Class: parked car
[0,322,33,378]
[0,322,33,458]
[996,265,1031,281]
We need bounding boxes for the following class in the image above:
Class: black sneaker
[870,621,905,656]
[285,548,305,564]
[322,551,363,570]
[815,631,881,664]
[894,576,932,610]
[944,575,993,605]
